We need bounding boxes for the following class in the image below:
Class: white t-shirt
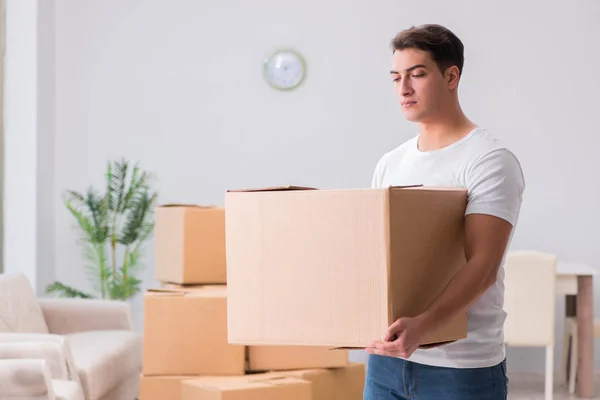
[371,126,525,369]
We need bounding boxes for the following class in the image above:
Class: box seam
[385,189,393,328]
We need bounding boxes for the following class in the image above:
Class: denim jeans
[364,354,508,400]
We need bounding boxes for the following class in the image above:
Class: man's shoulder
[463,129,526,224]
[371,135,418,188]
[466,129,522,171]
[468,128,522,158]
[376,135,418,166]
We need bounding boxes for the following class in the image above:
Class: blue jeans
[364,354,508,400]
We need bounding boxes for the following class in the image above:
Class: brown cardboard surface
[329,363,366,400]
[388,187,469,345]
[225,186,468,348]
[247,345,348,371]
[142,286,245,376]
[154,205,226,284]
[182,376,311,400]
[140,375,201,400]
[248,370,333,400]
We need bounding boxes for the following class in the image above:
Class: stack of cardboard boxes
[140,205,365,400]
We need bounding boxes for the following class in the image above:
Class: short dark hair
[390,24,464,76]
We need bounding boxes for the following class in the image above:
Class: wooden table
[557,262,597,398]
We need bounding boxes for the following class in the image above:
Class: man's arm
[420,213,514,331]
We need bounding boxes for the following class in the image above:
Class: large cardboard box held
[154,205,226,284]
[182,376,311,400]
[142,286,245,376]
[248,345,349,371]
[225,186,468,348]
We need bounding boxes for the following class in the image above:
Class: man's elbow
[483,261,502,289]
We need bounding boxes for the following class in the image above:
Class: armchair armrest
[0,341,68,380]
[0,333,81,386]
[0,359,56,400]
[38,298,133,334]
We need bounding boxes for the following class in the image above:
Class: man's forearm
[420,257,497,333]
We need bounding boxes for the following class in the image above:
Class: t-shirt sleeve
[465,148,525,226]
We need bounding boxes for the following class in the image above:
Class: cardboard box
[265,363,366,400]
[154,205,226,284]
[140,375,199,400]
[248,345,349,371]
[182,376,311,400]
[142,286,245,376]
[225,186,468,348]
[264,370,333,400]
[329,363,365,400]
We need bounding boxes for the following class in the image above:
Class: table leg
[565,295,577,383]
[566,295,577,318]
[576,275,594,398]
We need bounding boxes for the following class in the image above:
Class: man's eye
[392,77,401,82]
[412,73,425,77]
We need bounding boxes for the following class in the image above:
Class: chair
[503,250,557,400]
[561,316,600,394]
[0,272,142,400]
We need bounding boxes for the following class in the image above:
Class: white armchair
[0,273,141,400]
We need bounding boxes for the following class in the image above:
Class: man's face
[390,48,456,123]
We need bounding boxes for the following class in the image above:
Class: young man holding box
[365,24,525,400]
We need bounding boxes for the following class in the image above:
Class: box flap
[146,288,187,296]
[253,376,296,384]
[146,286,226,297]
[200,376,306,390]
[227,185,317,193]
[389,184,424,189]
[158,204,217,208]
[418,340,455,349]
[330,340,456,351]
[389,185,467,192]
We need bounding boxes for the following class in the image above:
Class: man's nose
[401,80,413,96]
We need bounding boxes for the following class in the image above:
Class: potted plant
[46,159,158,300]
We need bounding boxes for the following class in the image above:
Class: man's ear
[446,66,460,90]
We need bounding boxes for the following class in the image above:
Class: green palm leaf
[47,158,158,301]
[46,282,94,299]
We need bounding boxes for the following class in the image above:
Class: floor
[509,373,600,399]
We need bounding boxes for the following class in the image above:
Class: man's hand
[366,315,428,358]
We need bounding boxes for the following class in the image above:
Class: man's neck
[417,111,477,152]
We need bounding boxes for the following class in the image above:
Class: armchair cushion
[67,330,142,400]
[0,273,49,334]
[39,299,133,335]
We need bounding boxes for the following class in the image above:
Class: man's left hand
[366,315,428,358]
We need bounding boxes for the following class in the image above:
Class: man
[364,24,525,399]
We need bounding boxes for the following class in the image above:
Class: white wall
[3,0,38,287]
[51,0,600,372]
[2,0,55,291]
[37,0,56,294]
